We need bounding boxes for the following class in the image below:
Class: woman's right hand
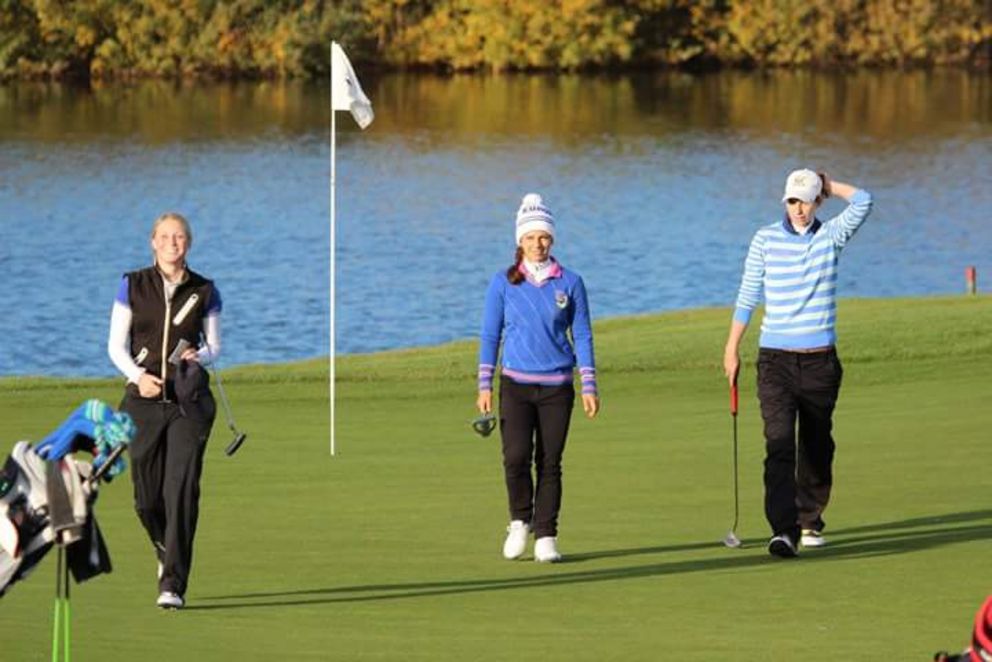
[137,372,163,398]
[476,390,492,414]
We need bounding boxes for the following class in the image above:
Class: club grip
[730,382,739,416]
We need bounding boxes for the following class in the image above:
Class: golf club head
[723,531,743,548]
[225,432,247,457]
[471,414,496,437]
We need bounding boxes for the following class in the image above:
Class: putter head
[723,531,743,548]
[225,432,247,457]
[471,414,496,438]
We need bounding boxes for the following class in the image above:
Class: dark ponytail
[506,246,525,285]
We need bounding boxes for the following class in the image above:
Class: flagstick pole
[329,41,337,457]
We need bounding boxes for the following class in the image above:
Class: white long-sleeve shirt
[107,274,221,383]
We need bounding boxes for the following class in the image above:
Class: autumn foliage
[1,0,988,79]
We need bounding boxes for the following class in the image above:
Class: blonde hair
[150,212,193,246]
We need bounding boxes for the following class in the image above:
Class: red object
[971,595,992,662]
[730,383,739,416]
[966,266,977,294]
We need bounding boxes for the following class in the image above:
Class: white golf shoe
[800,529,827,548]
[502,520,530,560]
[156,591,184,610]
[534,536,562,563]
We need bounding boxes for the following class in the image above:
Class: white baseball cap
[782,169,823,203]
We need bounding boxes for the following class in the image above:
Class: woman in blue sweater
[477,193,600,563]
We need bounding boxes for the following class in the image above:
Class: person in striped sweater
[477,193,600,563]
[723,169,874,558]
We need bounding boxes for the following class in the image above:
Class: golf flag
[331,42,373,129]
[329,40,373,455]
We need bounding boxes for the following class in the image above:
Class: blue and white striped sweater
[479,263,597,395]
[734,189,873,350]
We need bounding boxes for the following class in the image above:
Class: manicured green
[1,296,989,661]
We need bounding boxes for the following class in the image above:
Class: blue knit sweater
[478,261,597,395]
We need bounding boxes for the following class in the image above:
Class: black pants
[121,393,214,596]
[756,348,843,541]
[499,379,574,538]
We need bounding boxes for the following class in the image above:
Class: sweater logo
[134,347,148,365]
[172,293,199,326]
[554,290,568,309]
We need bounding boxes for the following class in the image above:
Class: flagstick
[329,42,337,457]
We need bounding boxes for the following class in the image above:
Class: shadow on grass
[186,509,991,612]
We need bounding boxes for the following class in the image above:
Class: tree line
[1,0,989,80]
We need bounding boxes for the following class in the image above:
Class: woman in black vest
[107,212,221,610]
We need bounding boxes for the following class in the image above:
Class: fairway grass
[1,296,989,661]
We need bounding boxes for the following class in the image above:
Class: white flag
[331,42,374,130]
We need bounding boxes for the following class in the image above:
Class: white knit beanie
[515,193,555,244]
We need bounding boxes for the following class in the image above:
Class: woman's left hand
[181,348,200,362]
[581,393,600,419]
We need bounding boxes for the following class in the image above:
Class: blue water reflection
[1,72,989,377]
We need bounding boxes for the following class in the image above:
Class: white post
[329,42,337,456]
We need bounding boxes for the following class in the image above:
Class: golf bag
[0,400,135,598]
[933,595,992,662]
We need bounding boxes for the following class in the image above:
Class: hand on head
[818,172,831,200]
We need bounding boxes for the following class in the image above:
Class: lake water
[1,71,990,377]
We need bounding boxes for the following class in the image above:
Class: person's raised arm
[820,173,873,248]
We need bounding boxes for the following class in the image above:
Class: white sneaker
[800,529,827,548]
[156,591,184,610]
[534,536,562,563]
[502,520,530,560]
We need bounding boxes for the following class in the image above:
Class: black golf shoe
[768,534,799,558]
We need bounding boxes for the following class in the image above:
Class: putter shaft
[723,382,742,548]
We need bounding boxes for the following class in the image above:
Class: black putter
[199,333,248,456]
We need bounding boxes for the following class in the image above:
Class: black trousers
[756,348,843,541]
[121,393,214,596]
[498,379,575,538]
